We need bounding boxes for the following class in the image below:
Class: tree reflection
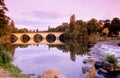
[48,39,89,61]
[3,38,89,62]
[1,44,30,58]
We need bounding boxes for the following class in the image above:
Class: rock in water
[42,68,67,78]
[99,68,108,73]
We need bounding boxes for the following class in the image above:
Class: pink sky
[5,0,120,30]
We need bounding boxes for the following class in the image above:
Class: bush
[104,54,118,65]
[0,45,11,64]
[0,45,29,78]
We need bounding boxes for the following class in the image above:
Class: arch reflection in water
[11,35,18,43]
[34,34,43,43]
[48,39,89,61]
[59,33,71,43]
[9,39,89,61]
[46,34,56,43]
[4,40,120,78]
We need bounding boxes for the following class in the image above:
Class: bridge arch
[33,34,43,43]
[11,32,65,45]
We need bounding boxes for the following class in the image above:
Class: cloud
[13,16,55,30]
[6,0,120,31]
[11,10,70,30]
[20,10,68,20]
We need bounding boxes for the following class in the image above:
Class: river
[11,40,120,78]
[90,40,120,62]
[12,39,89,78]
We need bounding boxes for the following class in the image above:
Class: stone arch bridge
[11,32,65,45]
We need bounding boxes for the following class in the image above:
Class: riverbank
[0,65,29,78]
[0,66,29,78]
[0,67,10,78]
[89,34,120,45]
[0,44,29,78]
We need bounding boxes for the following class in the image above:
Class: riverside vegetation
[0,0,28,77]
[0,0,120,78]
[104,54,118,72]
[0,44,29,78]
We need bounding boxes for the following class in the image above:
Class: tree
[97,20,104,33]
[110,17,120,35]
[69,14,76,32]
[86,18,98,35]
[9,20,15,33]
[0,0,10,36]
[102,19,111,36]
[76,20,86,27]
[19,28,29,33]
[0,44,11,64]
[0,0,9,28]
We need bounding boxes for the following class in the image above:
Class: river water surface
[12,40,120,78]
[12,44,88,78]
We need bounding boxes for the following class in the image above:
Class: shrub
[0,45,11,64]
[104,54,118,71]
[104,54,118,65]
[0,45,29,78]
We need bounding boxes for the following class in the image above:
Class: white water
[90,40,120,62]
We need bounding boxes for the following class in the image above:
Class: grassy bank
[0,63,29,78]
[0,44,29,78]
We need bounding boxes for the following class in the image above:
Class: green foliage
[0,63,28,78]
[65,27,71,33]
[48,28,56,32]
[110,18,120,35]
[44,15,120,38]
[19,28,29,33]
[0,44,28,78]
[10,72,29,78]
[49,39,88,61]
[0,0,16,36]
[9,20,15,33]
[37,75,41,78]
[0,0,9,28]
[55,25,68,32]
[86,18,99,35]
[0,45,11,64]
[104,54,118,65]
